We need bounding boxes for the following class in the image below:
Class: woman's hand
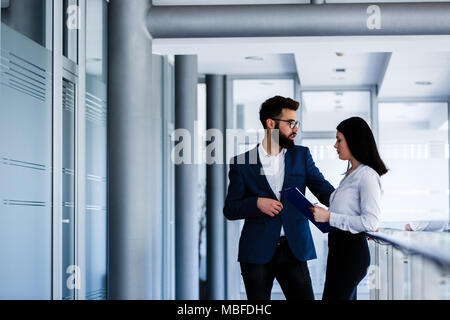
[310,205,331,223]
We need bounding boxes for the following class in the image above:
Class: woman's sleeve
[329,171,382,234]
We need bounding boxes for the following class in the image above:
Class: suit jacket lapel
[282,148,293,190]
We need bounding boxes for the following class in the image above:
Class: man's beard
[272,125,295,149]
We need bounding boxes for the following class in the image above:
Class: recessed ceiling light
[334,68,347,73]
[260,82,274,86]
[335,100,342,104]
[245,56,264,61]
[335,106,344,110]
[414,81,432,86]
[335,92,344,96]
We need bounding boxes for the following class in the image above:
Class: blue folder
[280,187,337,234]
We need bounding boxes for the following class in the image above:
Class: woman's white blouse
[329,164,383,234]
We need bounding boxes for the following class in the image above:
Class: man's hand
[257,198,283,217]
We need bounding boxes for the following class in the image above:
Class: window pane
[85,0,108,300]
[63,0,78,62]
[301,91,371,132]
[1,0,49,47]
[86,0,107,82]
[379,102,449,224]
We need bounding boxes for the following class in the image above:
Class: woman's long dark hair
[337,117,388,176]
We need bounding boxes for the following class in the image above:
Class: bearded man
[223,96,335,300]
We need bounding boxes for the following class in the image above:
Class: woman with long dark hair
[310,117,388,300]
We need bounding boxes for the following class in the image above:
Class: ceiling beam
[376,52,392,96]
[148,3,450,39]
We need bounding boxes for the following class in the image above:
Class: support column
[175,55,199,300]
[108,0,155,300]
[206,75,226,300]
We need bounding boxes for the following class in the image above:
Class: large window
[379,102,449,225]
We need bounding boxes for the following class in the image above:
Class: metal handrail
[365,229,450,269]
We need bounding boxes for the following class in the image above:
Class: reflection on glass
[86,0,107,82]
[1,0,47,46]
[63,0,78,62]
[379,102,449,224]
[85,0,108,301]
[301,91,371,132]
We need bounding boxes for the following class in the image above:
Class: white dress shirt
[329,164,382,234]
[258,144,286,236]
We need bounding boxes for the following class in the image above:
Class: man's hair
[259,96,299,129]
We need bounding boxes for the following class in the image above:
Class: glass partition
[0,20,53,299]
[63,0,78,62]
[379,102,449,227]
[85,0,108,300]
[1,0,49,47]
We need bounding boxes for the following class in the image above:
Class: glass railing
[367,228,450,300]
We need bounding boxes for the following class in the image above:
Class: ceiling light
[334,68,347,73]
[335,100,342,104]
[245,56,264,61]
[260,82,274,86]
[414,81,432,86]
[335,92,344,96]
[335,106,344,110]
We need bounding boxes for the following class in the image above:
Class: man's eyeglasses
[272,119,300,129]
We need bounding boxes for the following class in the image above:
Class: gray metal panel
[148,3,450,38]
[0,24,52,299]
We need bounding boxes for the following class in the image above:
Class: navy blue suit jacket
[223,145,335,264]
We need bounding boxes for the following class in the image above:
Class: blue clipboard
[280,187,337,234]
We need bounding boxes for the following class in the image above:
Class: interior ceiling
[156,36,450,99]
[149,1,450,100]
